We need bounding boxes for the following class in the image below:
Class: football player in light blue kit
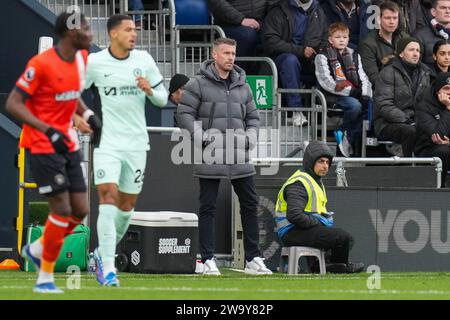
[85,14,168,286]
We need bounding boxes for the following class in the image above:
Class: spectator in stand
[315,22,372,157]
[414,0,450,69]
[359,1,409,88]
[371,0,427,34]
[207,0,271,69]
[415,72,450,187]
[430,39,450,83]
[262,0,328,126]
[319,0,363,50]
[373,37,431,157]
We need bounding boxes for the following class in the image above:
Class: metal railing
[37,0,123,47]
[252,157,443,188]
[127,7,175,81]
[276,88,328,157]
[174,25,226,78]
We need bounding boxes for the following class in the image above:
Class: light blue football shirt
[85,48,168,151]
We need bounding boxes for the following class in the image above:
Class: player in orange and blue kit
[6,11,101,293]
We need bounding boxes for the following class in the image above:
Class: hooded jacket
[177,60,260,179]
[283,141,334,230]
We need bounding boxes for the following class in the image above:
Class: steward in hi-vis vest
[274,141,364,273]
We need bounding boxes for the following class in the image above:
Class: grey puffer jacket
[177,60,259,179]
[373,57,431,136]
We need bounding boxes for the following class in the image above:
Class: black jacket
[358,29,409,87]
[415,86,450,154]
[261,0,328,59]
[284,141,334,230]
[207,0,270,26]
[373,57,431,136]
[429,64,450,84]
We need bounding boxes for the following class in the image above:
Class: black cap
[433,72,450,94]
[169,74,190,95]
[396,37,420,56]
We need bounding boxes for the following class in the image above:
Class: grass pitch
[1,269,450,300]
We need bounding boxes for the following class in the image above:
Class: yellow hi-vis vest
[275,169,328,238]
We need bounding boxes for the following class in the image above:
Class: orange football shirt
[15,47,88,154]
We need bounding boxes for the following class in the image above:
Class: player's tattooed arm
[6,89,50,133]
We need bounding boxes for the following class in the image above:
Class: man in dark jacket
[370,0,427,34]
[415,72,450,186]
[373,37,431,157]
[274,141,364,273]
[207,0,271,59]
[177,38,271,276]
[414,0,450,69]
[262,0,328,126]
[319,0,362,49]
[359,1,409,87]
[167,73,190,127]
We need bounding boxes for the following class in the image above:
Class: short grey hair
[213,37,237,50]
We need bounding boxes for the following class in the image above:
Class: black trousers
[199,176,261,262]
[282,225,353,264]
[379,123,416,157]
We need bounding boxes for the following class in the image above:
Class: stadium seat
[280,246,326,275]
[174,0,210,25]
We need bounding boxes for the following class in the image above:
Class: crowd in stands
[203,0,450,185]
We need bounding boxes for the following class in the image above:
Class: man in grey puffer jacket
[177,38,272,275]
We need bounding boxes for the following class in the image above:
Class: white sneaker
[195,260,204,274]
[244,257,273,275]
[385,143,403,157]
[293,112,308,127]
[203,258,221,275]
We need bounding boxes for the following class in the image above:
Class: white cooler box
[119,211,198,274]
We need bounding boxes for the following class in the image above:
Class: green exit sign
[246,76,273,109]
